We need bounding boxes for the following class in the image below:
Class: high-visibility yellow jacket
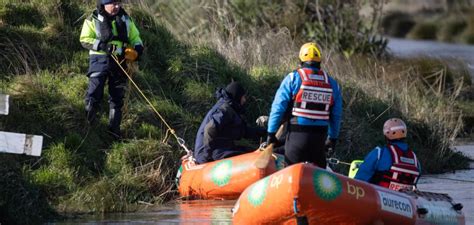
[80,9,142,56]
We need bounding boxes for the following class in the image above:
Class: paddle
[254,123,286,169]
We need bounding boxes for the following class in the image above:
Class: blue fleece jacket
[267,65,342,139]
[354,141,422,182]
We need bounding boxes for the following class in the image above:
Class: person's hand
[266,133,279,145]
[98,42,120,55]
[325,138,337,156]
[255,115,269,128]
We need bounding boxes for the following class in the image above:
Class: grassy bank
[0,0,471,224]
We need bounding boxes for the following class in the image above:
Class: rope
[110,54,192,156]
[327,157,352,166]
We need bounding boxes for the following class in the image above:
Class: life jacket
[291,68,333,120]
[92,9,131,55]
[373,144,420,191]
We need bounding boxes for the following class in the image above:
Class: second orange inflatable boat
[178,150,285,200]
[232,163,465,225]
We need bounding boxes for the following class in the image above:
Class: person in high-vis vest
[266,42,343,168]
[355,118,421,191]
[80,0,143,138]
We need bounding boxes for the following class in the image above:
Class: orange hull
[232,163,465,225]
[178,151,283,200]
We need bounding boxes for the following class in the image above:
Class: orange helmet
[383,118,407,140]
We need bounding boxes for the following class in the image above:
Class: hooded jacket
[193,88,261,164]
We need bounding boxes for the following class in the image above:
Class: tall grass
[327,56,465,158]
[144,0,388,67]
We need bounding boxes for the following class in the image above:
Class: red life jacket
[292,68,333,120]
[376,144,420,191]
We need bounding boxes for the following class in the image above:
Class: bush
[0,3,45,28]
[381,11,416,37]
[408,21,439,40]
[461,12,474,44]
[438,16,467,42]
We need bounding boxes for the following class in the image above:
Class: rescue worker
[80,0,144,138]
[194,81,266,164]
[355,118,421,191]
[266,42,342,168]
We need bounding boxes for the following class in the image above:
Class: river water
[387,38,474,78]
[49,39,474,224]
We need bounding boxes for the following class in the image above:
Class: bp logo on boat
[313,170,342,201]
[211,160,233,187]
[247,177,269,207]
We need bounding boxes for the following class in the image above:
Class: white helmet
[383,118,407,140]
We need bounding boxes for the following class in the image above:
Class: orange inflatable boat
[232,163,465,225]
[177,150,285,200]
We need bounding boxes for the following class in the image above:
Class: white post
[0,94,43,156]
[0,94,9,115]
[0,132,43,156]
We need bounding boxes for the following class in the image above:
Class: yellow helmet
[299,42,321,62]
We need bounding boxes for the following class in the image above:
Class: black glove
[325,138,337,155]
[98,41,116,54]
[134,45,144,57]
[266,133,278,145]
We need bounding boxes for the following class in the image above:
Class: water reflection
[49,200,234,225]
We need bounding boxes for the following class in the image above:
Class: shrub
[381,11,416,37]
[408,21,439,40]
[0,3,45,28]
[438,16,467,42]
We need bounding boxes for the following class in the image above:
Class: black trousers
[85,71,127,111]
[284,125,328,168]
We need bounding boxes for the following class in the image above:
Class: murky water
[416,144,474,225]
[48,200,235,225]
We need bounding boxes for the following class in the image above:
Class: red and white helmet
[383,118,407,140]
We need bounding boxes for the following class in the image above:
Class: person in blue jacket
[193,82,266,164]
[80,0,144,139]
[355,118,421,191]
[266,42,343,168]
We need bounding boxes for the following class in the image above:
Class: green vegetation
[0,0,471,224]
[408,22,439,40]
[382,4,474,44]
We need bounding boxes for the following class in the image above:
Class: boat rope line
[421,175,474,183]
[111,54,193,157]
[327,157,352,166]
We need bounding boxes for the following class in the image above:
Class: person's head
[100,0,121,16]
[225,81,247,106]
[299,42,322,68]
[383,118,407,141]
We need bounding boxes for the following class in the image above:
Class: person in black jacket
[193,82,266,164]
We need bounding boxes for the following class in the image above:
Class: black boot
[108,108,122,139]
[85,102,98,125]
